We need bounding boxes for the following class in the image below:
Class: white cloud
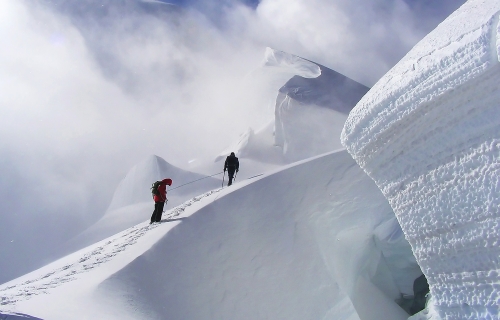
[224,0,464,85]
[0,0,281,282]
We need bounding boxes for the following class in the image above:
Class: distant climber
[150,178,172,224]
[224,152,239,186]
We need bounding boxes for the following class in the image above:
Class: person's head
[162,178,172,186]
[230,152,235,156]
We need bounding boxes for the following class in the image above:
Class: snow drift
[341,0,500,318]
[0,150,419,319]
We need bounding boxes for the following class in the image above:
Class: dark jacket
[224,154,239,172]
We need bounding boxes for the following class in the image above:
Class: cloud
[223,0,465,85]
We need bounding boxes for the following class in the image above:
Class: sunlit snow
[342,0,500,318]
[0,150,416,319]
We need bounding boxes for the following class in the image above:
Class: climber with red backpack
[150,178,172,224]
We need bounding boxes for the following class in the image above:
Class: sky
[0,0,466,283]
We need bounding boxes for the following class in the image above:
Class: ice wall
[341,0,500,318]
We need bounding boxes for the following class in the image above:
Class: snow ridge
[263,48,321,78]
[0,188,221,308]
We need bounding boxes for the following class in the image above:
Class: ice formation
[341,0,500,318]
[263,47,321,78]
[271,49,369,162]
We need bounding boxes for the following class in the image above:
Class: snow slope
[341,0,500,318]
[107,155,221,211]
[275,57,369,162]
[219,48,369,164]
[64,155,221,251]
[0,150,417,319]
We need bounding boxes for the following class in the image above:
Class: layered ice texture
[341,0,500,318]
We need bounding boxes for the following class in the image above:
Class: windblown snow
[341,0,500,318]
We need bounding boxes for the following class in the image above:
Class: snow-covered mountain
[219,48,369,164]
[0,150,419,319]
[342,0,500,318]
[108,155,220,210]
[275,55,369,162]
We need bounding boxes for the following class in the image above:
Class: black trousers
[150,201,165,223]
[227,168,236,186]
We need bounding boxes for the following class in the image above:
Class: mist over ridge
[0,0,465,284]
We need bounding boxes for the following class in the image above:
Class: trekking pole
[168,172,224,191]
[222,171,225,188]
[234,171,238,182]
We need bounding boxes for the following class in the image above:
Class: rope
[247,173,263,179]
[168,171,224,191]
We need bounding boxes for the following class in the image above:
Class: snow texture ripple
[341,0,500,319]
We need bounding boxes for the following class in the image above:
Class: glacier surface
[342,0,500,318]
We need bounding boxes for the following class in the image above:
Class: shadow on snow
[0,312,43,320]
